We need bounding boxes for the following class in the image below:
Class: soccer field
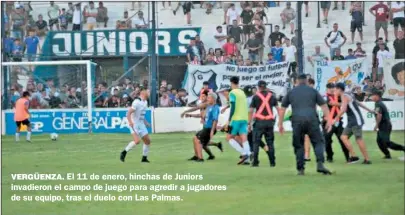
[2,131,404,215]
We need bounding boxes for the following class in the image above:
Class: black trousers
[292,119,325,171]
[377,123,405,157]
[248,130,265,152]
[252,121,275,165]
[323,121,350,162]
[72,24,81,31]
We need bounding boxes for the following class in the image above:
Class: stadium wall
[1,101,404,135]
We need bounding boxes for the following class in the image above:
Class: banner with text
[383,59,405,100]
[314,58,368,94]
[183,63,290,103]
[3,109,152,135]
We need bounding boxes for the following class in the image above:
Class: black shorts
[321,2,331,9]
[49,18,59,26]
[243,25,253,34]
[16,119,30,129]
[196,128,216,145]
[393,17,405,28]
[350,20,363,32]
[182,2,192,14]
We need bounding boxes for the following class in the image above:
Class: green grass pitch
[2,131,404,215]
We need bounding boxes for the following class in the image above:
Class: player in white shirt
[120,88,151,163]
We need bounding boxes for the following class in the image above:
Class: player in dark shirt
[323,83,350,162]
[370,89,405,159]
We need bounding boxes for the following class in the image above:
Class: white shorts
[130,123,149,138]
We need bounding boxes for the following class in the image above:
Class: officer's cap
[258,80,267,88]
[326,83,335,89]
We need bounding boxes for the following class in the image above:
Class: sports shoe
[195,159,204,163]
[141,156,150,163]
[317,163,333,175]
[348,156,360,164]
[362,160,372,165]
[383,155,392,159]
[120,150,127,162]
[297,170,305,176]
[327,158,334,163]
[238,155,249,165]
[217,142,223,152]
[207,155,215,160]
[304,158,311,162]
[188,156,198,161]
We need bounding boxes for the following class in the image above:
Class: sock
[229,139,244,154]
[142,144,150,156]
[15,133,20,141]
[125,141,136,152]
[242,141,251,156]
[26,132,31,141]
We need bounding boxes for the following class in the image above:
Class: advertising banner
[184,63,290,103]
[314,58,368,94]
[3,109,152,135]
[383,59,405,100]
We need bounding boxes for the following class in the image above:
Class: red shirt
[370,3,389,22]
[222,43,238,56]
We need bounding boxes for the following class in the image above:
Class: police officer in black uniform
[370,89,405,158]
[323,83,350,162]
[278,74,333,175]
[248,80,279,167]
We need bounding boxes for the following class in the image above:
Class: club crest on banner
[191,70,218,96]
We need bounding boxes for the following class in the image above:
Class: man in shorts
[185,93,220,162]
[334,83,374,164]
[280,2,295,34]
[120,88,151,163]
[14,91,32,142]
[321,1,331,24]
[369,2,389,42]
[173,2,193,25]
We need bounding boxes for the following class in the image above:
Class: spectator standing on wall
[66,2,74,23]
[254,5,268,24]
[391,1,405,38]
[354,42,367,58]
[122,11,132,29]
[246,33,261,63]
[283,38,297,76]
[173,2,193,25]
[369,1,390,42]
[11,38,23,62]
[271,40,284,63]
[214,26,228,49]
[3,32,14,59]
[345,49,357,60]
[36,14,48,36]
[228,20,243,50]
[350,2,363,44]
[48,1,61,31]
[324,23,347,59]
[84,1,97,30]
[72,3,82,31]
[223,38,238,57]
[10,4,26,39]
[59,8,68,30]
[267,25,285,47]
[240,5,254,44]
[307,46,328,67]
[96,2,109,28]
[24,29,40,69]
[333,1,346,10]
[253,19,265,64]
[332,49,345,61]
[376,43,393,82]
[280,2,295,34]
[226,3,240,25]
[133,11,148,29]
[393,30,405,59]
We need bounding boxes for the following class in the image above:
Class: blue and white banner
[314,58,368,94]
[3,109,152,135]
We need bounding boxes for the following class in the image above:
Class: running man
[227,76,251,164]
[185,93,221,162]
[370,89,405,159]
[14,91,32,142]
[334,83,374,164]
[120,88,151,163]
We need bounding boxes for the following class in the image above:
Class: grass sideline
[1,131,404,215]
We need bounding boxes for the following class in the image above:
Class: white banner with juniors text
[183,63,290,103]
[314,58,368,94]
[383,59,405,100]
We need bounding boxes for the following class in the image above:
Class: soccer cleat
[188,156,198,161]
[317,163,333,175]
[362,160,372,165]
[207,155,215,160]
[270,162,276,167]
[141,156,150,163]
[195,159,204,163]
[348,156,360,164]
[251,163,259,167]
[297,170,305,176]
[217,142,223,152]
[383,155,392,159]
[237,155,249,165]
[120,150,127,162]
[304,158,311,162]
